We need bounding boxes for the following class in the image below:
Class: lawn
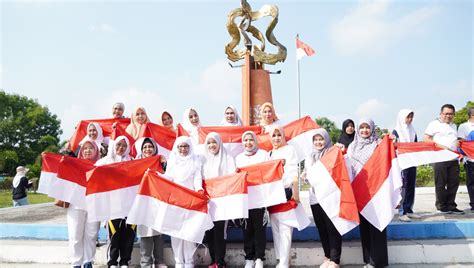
[0,191,54,208]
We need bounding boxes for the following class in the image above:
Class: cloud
[88,23,117,34]
[194,59,241,102]
[355,98,389,119]
[433,79,473,99]
[330,0,439,55]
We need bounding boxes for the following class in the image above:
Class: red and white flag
[49,156,95,210]
[109,123,137,158]
[460,140,474,159]
[268,200,310,231]
[69,118,130,151]
[85,156,162,222]
[198,126,263,158]
[306,147,359,235]
[139,122,176,159]
[203,172,248,221]
[296,38,315,60]
[38,153,62,196]
[176,123,190,137]
[238,160,287,209]
[352,136,402,231]
[127,171,213,243]
[396,142,459,170]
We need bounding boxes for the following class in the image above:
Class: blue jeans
[13,196,29,207]
[399,167,416,215]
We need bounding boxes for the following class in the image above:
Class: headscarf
[308,128,333,166]
[134,137,158,159]
[166,136,201,181]
[182,108,201,136]
[126,107,150,139]
[13,166,29,188]
[96,135,131,165]
[242,131,259,156]
[79,122,105,150]
[203,132,234,178]
[159,111,176,132]
[337,119,355,148]
[221,106,243,126]
[394,109,416,142]
[259,102,279,126]
[347,118,379,176]
[78,139,100,161]
[268,125,287,150]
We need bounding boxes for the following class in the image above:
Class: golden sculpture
[225,0,287,65]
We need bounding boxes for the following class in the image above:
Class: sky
[1,0,472,140]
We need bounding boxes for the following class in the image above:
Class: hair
[440,104,455,112]
[113,102,125,109]
[468,107,474,117]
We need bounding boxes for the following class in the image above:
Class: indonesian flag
[110,123,137,158]
[127,171,213,243]
[139,122,176,159]
[38,153,62,196]
[198,126,263,158]
[268,200,310,231]
[69,118,130,151]
[176,123,190,137]
[296,38,315,60]
[49,156,95,210]
[460,140,474,159]
[85,156,162,222]
[352,136,402,231]
[396,142,460,170]
[257,116,320,162]
[306,147,359,235]
[203,172,248,221]
[238,160,287,209]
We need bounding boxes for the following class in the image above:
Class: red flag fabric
[396,142,459,170]
[296,38,315,60]
[139,122,176,158]
[268,200,310,231]
[176,123,190,137]
[460,140,474,159]
[69,118,130,151]
[38,153,62,195]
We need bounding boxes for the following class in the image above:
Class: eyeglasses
[442,113,454,116]
[178,144,190,149]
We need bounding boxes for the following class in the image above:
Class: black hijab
[337,119,355,148]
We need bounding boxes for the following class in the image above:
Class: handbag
[54,199,70,208]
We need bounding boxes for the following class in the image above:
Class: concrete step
[1,239,473,266]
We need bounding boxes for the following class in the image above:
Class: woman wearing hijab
[165,136,204,268]
[235,131,269,268]
[95,136,136,268]
[347,119,388,268]
[393,109,420,222]
[305,129,341,268]
[182,108,202,146]
[68,140,101,268]
[259,102,280,133]
[202,132,236,268]
[160,111,176,133]
[12,166,33,206]
[267,126,299,268]
[336,119,355,150]
[221,106,243,126]
[134,137,168,268]
[126,107,151,140]
[78,123,109,157]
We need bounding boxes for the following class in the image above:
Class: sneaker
[208,263,217,268]
[319,257,330,268]
[399,215,411,222]
[83,262,93,268]
[255,258,264,268]
[326,261,340,268]
[471,208,474,213]
[244,260,254,268]
[450,208,465,215]
[438,208,452,214]
[407,213,422,219]
[156,264,168,268]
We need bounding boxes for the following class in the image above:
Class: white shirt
[458,121,474,139]
[424,119,458,150]
[235,149,269,168]
[270,145,298,188]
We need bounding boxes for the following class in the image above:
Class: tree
[454,101,474,127]
[0,90,62,176]
[314,117,341,144]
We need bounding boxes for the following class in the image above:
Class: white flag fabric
[396,142,459,170]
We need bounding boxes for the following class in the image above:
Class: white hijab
[13,166,28,188]
[79,122,106,150]
[166,136,201,181]
[394,109,416,142]
[221,106,243,126]
[203,132,235,178]
[96,135,131,166]
[182,108,201,136]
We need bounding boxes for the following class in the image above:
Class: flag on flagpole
[351,136,402,231]
[127,171,213,243]
[460,140,474,159]
[69,118,130,151]
[306,147,359,235]
[203,172,249,221]
[268,200,310,231]
[296,38,315,60]
[396,142,460,170]
[38,153,62,195]
[238,160,287,209]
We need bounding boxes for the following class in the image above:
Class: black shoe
[450,208,465,215]
[438,208,452,214]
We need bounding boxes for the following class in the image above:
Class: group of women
[64,101,420,268]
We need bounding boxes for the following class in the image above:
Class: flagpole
[296,33,302,192]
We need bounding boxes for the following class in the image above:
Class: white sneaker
[245,260,255,268]
[110,266,118,268]
[255,258,263,268]
[120,266,128,268]
[320,258,330,268]
[407,213,421,219]
[399,215,411,222]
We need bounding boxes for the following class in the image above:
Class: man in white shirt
[424,104,463,214]
[458,107,474,212]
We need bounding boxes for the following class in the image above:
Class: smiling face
[82,142,97,160]
[243,134,256,152]
[345,122,355,135]
[87,124,98,140]
[405,112,414,125]
[142,142,155,158]
[162,113,173,127]
[135,109,147,124]
[112,105,124,118]
[271,129,284,148]
[225,108,236,123]
[115,139,128,156]
[207,138,219,155]
[359,123,372,138]
[189,109,200,126]
[313,134,326,150]
[262,106,273,122]
[440,107,454,124]
[177,142,190,157]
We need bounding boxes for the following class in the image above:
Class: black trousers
[311,204,342,264]
[465,161,474,209]
[434,160,460,211]
[107,218,137,267]
[205,220,227,266]
[243,208,267,260]
[359,215,388,267]
[400,167,417,215]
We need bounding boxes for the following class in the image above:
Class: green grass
[0,191,54,208]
